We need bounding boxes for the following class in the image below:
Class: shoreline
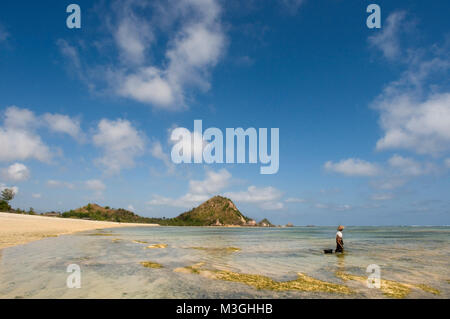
[0,212,159,250]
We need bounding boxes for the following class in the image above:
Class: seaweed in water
[140,261,163,269]
[336,272,440,298]
[174,264,352,294]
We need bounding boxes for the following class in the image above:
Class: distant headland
[2,195,279,227]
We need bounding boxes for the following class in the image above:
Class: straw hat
[337,225,344,231]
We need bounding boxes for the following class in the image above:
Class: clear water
[0,226,449,298]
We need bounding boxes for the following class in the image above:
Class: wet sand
[0,212,158,249]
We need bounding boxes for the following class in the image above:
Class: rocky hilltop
[177,196,251,226]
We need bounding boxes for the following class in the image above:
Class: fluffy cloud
[281,0,305,14]
[1,163,30,182]
[85,179,106,193]
[388,155,436,176]
[324,158,380,177]
[370,15,450,156]
[43,113,82,140]
[446,158,450,168]
[93,119,146,173]
[375,93,450,155]
[0,107,51,162]
[85,179,106,198]
[59,0,226,110]
[47,180,75,189]
[368,11,408,60]
[148,168,231,208]
[225,185,284,211]
[0,106,83,163]
[150,141,175,174]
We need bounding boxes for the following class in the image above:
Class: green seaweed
[140,261,163,269]
[174,264,352,294]
[335,272,440,298]
[415,284,440,295]
[190,246,241,253]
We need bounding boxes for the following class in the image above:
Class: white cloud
[118,67,176,107]
[47,180,75,189]
[150,141,175,174]
[85,179,106,195]
[225,185,284,211]
[32,193,42,199]
[114,8,154,65]
[315,203,352,211]
[324,158,380,177]
[189,169,231,195]
[368,11,408,60]
[0,125,51,163]
[59,0,226,109]
[0,107,51,163]
[148,168,284,211]
[0,106,83,163]
[260,201,284,211]
[43,113,82,140]
[127,204,135,212]
[148,168,231,208]
[375,93,450,155]
[225,185,282,203]
[1,163,30,182]
[281,0,305,14]
[388,154,436,176]
[445,158,450,168]
[93,119,146,173]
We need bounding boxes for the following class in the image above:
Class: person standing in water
[335,225,344,253]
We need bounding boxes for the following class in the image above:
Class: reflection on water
[0,226,448,298]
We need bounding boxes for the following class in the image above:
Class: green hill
[176,196,251,226]
[59,197,274,227]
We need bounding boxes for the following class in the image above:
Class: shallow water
[0,226,449,298]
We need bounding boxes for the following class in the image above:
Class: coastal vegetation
[22,196,275,227]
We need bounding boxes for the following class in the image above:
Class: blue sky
[1,0,449,225]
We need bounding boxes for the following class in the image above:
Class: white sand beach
[0,212,158,249]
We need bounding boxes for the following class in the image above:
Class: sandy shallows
[0,212,158,249]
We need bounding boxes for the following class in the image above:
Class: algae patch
[140,261,163,269]
[190,246,241,253]
[146,243,168,249]
[415,284,440,295]
[336,272,440,298]
[133,240,148,244]
[174,264,352,294]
